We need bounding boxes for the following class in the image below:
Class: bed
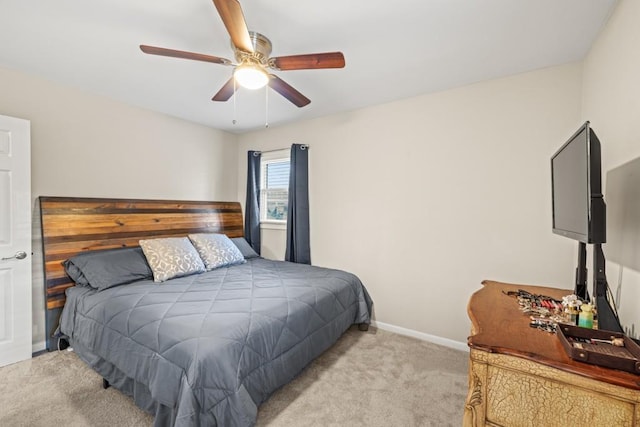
[40,197,372,427]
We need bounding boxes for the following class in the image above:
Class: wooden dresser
[465,280,640,427]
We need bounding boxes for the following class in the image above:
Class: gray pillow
[231,237,260,259]
[139,237,206,282]
[188,233,246,270]
[63,247,153,290]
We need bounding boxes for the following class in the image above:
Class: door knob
[1,251,27,261]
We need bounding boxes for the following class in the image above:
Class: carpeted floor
[0,327,468,426]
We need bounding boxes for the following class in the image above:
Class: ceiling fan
[140,0,345,108]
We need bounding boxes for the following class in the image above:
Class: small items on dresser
[561,294,582,325]
[506,288,640,373]
[506,288,563,316]
[557,324,640,374]
[505,289,567,332]
[577,303,594,329]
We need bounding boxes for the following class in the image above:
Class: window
[260,150,290,223]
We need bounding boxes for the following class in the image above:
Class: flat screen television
[550,121,622,332]
[551,121,606,244]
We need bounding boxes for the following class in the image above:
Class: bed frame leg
[102,378,110,389]
[358,323,369,332]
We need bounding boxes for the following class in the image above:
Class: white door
[0,115,31,367]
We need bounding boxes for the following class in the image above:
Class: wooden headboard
[39,196,244,350]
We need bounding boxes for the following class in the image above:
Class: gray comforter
[60,258,372,426]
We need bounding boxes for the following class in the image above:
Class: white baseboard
[32,341,46,354]
[372,321,469,353]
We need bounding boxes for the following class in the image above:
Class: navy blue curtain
[285,144,311,264]
[245,151,261,254]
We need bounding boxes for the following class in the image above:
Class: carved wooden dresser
[465,280,640,427]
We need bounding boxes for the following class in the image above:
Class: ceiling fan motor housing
[233,31,272,66]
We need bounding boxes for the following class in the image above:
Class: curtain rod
[251,145,308,156]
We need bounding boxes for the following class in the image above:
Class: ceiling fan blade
[212,0,253,53]
[269,75,311,108]
[212,77,237,101]
[270,52,345,71]
[140,45,232,65]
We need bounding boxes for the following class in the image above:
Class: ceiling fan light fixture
[234,63,269,90]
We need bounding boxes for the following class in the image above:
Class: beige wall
[0,66,239,349]
[237,63,584,344]
[582,0,640,338]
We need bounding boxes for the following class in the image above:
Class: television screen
[550,122,622,332]
[551,122,605,244]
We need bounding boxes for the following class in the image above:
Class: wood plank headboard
[39,196,244,350]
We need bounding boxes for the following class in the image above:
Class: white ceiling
[0,0,617,133]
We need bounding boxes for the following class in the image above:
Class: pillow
[231,237,260,259]
[188,233,246,270]
[63,247,153,290]
[139,237,206,282]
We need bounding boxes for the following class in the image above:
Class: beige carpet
[0,327,468,426]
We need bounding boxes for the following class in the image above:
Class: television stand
[572,241,623,332]
[593,243,624,332]
[465,280,640,427]
[574,241,588,300]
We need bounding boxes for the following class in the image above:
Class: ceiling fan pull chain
[232,76,237,125]
[265,85,269,128]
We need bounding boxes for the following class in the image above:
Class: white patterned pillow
[139,237,205,282]
[188,233,246,271]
